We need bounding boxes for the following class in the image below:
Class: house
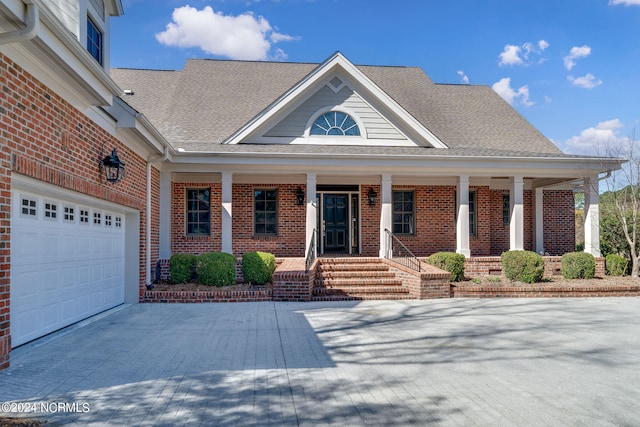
[0,0,623,369]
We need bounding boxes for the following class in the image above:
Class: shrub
[425,252,465,282]
[561,252,596,279]
[605,254,627,276]
[501,250,545,284]
[242,251,276,285]
[169,253,197,284]
[197,252,236,287]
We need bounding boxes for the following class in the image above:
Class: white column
[510,176,524,251]
[456,175,471,257]
[534,187,545,254]
[584,176,601,257]
[159,171,172,260]
[305,173,317,257]
[221,172,233,254]
[379,174,392,258]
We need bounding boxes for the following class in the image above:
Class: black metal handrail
[384,228,421,272]
[305,228,317,272]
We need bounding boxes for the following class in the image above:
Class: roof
[111,57,565,157]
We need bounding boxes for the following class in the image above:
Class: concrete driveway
[1,298,639,426]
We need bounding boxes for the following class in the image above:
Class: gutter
[0,0,38,45]
[145,146,169,290]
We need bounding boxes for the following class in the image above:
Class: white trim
[509,176,524,251]
[304,106,366,139]
[223,52,448,149]
[456,175,471,257]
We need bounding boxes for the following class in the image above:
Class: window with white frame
[310,111,360,136]
[392,190,415,235]
[87,17,103,65]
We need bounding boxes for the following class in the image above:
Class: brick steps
[312,258,412,301]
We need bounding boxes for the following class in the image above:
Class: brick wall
[544,190,576,255]
[171,182,222,255]
[0,53,151,369]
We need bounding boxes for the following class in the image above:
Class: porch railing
[384,228,421,272]
[305,228,317,272]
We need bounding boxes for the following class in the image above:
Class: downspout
[146,146,169,289]
[0,0,39,45]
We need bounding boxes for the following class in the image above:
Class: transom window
[392,191,415,235]
[254,189,277,236]
[311,111,360,136]
[87,18,103,65]
[186,189,210,235]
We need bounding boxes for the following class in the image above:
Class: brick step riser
[318,265,390,272]
[313,286,409,295]
[317,272,396,279]
[311,295,413,301]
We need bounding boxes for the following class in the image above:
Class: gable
[262,80,408,143]
[227,52,447,149]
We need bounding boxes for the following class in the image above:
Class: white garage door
[11,188,125,347]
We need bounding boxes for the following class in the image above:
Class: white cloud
[563,45,591,70]
[498,40,549,66]
[609,0,640,5]
[457,70,469,84]
[568,73,603,89]
[499,45,523,66]
[155,5,296,61]
[564,119,624,155]
[492,77,534,107]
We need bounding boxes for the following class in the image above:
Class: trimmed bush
[242,251,276,285]
[561,252,596,279]
[197,252,236,287]
[605,254,627,276]
[169,253,197,284]
[501,250,545,284]
[425,252,466,282]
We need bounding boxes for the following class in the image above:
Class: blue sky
[111,0,640,156]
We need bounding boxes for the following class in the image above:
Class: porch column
[305,173,317,257]
[456,175,471,257]
[159,171,172,260]
[584,176,601,257]
[534,187,544,254]
[221,172,233,254]
[509,176,524,251]
[379,174,392,258]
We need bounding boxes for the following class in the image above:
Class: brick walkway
[1,298,640,426]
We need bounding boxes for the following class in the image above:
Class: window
[392,191,414,235]
[105,214,112,227]
[64,206,75,222]
[80,209,89,224]
[87,18,103,65]
[454,190,477,236]
[115,216,123,228]
[254,189,277,235]
[93,212,102,225]
[186,189,210,235]
[311,111,360,136]
[502,194,510,225]
[44,202,57,220]
[21,197,37,217]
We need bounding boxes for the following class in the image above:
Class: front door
[323,194,349,253]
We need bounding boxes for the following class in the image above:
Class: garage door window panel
[21,196,37,217]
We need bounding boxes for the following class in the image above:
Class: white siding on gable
[264,84,406,140]
[44,0,80,37]
[89,0,105,20]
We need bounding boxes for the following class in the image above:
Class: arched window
[310,111,360,136]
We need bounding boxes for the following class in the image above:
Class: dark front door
[323,194,348,253]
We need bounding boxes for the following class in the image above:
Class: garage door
[11,188,126,347]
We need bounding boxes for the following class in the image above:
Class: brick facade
[0,53,152,369]
[167,183,576,261]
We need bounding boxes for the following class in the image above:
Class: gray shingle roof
[111,58,563,157]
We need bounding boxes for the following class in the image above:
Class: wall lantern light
[100,148,125,183]
[368,188,378,206]
[295,187,305,205]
